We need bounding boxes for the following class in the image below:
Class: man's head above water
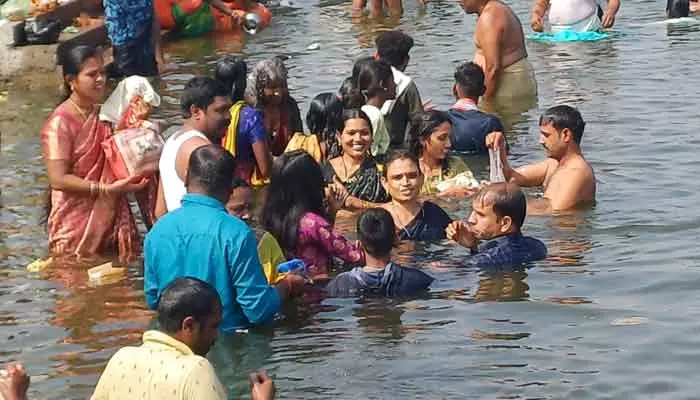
[538,105,586,160]
[468,182,527,240]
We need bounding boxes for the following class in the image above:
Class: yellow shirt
[91,330,227,400]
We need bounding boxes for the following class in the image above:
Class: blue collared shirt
[103,0,154,46]
[463,232,547,269]
[144,194,281,333]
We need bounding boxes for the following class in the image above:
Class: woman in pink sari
[41,46,148,262]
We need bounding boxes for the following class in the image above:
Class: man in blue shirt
[103,0,164,77]
[446,182,546,268]
[145,145,305,333]
[448,62,505,154]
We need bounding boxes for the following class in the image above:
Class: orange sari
[41,103,141,262]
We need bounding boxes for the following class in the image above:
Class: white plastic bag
[1,0,30,21]
[489,147,505,183]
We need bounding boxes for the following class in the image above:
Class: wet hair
[61,45,100,102]
[186,145,237,199]
[357,208,396,257]
[181,76,229,118]
[262,150,327,252]
[375,30,414,69]
[338,76,353,99]
[245,58,289,108]
[407,110,452,173]
[157,277,221,334]
[343,58,393,108]
[454,62,486,98]
[382,150,421,178]
[339,107,372,134]
[214,55,248,103]
[307,92,344,157]
[667,0,689,17]
[472,182,527,230]
[539,105,586,145]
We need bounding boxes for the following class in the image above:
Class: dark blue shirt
[448,108,504,154]
[144,194,281,333]
[463,232,547,269]
[104,0,154,46]
[326,263,434,298]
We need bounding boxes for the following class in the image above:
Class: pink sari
[41,103,141,262]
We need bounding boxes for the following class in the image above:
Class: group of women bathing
[39,45,491,285]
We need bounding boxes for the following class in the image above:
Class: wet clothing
[322,157,390,203]
[462,232,547,269]
[381,67,423,146]
[326,262,434,297]
[221,101,268,185]
[396,201,452,241]
[549,0,601,32]
[91,330,227,400]
[449,99,504,154]
[104,0,158,77]
[144,194,281,332]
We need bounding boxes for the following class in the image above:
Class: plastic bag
[1,0,31,21]
[489,148,505,183]
[24,15,62,45]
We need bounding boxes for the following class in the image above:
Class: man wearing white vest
[531,0,620,33]
[155,77,232,218]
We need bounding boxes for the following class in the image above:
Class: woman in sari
[215,55,272,185]
[41,45,148,262]
[321,108,390,210]
[245,57,303,157]
[263,150,364,282]
[408,110,478,196]
[381,151,452,241]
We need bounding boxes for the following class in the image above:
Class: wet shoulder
[522,235,548,259]
[326,271,363,297]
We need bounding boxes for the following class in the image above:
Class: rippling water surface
[2,1,700,398]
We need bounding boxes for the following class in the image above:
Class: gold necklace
[68,97,93,120]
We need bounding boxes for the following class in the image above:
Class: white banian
[549,0,598,26]
[159,129,208,212]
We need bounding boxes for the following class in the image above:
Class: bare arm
[478,13,505,100]
[154,178,167,219]
[506,159,554,187]
[601,0,620,28]
[530,0,549,31]
[251,141,272,180]
[46,160,147,195]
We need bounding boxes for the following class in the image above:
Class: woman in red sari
[41,45,148,262]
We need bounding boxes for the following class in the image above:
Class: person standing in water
[487,105,595,212]
[460,0,537,109]
[531,0,620,33]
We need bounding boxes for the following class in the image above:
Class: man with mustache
[156,76,232,218]
[487,105,596,212]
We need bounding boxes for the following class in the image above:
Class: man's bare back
[473,0,528,71]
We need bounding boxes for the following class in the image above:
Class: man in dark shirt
[449,62,504,154]
[326,208,434,297]
[374,30,424,146]
[446,182,546,268]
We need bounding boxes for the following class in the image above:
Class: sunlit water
[2,0,700,398]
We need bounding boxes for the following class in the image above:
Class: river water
[2,0,700,398]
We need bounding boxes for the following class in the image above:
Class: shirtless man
[486,105,595,212]
[531,0,620,33]
[461,0,537,104]
[155,76,232,218]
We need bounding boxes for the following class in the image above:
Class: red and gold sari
[41,103,141,262]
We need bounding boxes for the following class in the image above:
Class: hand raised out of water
[422,99,437,111]
[446,220,478,249]
[326,178,349,214]
[485,131,505,150]
[601,11,616,28]
[249,370,275,400]
[0,363,30,400]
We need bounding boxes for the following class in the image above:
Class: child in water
[326,208,434,297]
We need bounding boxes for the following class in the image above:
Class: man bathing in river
[487,105,595,212]
[460,0,537,107]
[531,0,620,33]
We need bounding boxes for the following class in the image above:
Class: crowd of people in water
[0,0,618,396]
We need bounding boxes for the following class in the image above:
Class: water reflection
[474,270,530,302]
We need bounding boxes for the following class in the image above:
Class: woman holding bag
[41,45,148,262]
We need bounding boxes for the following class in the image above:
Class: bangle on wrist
[89,182,97,196]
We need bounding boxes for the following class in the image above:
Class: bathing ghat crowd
[0,0,618,397]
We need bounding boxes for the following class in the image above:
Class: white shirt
[159,129,208,212]
[362,104,390,157]
[549,0,598,26]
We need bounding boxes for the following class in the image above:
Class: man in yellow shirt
[91,277,274,400]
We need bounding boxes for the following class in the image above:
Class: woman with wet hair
[245,57,303,156]
[41,45,148,261]
[216,55,272,185]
